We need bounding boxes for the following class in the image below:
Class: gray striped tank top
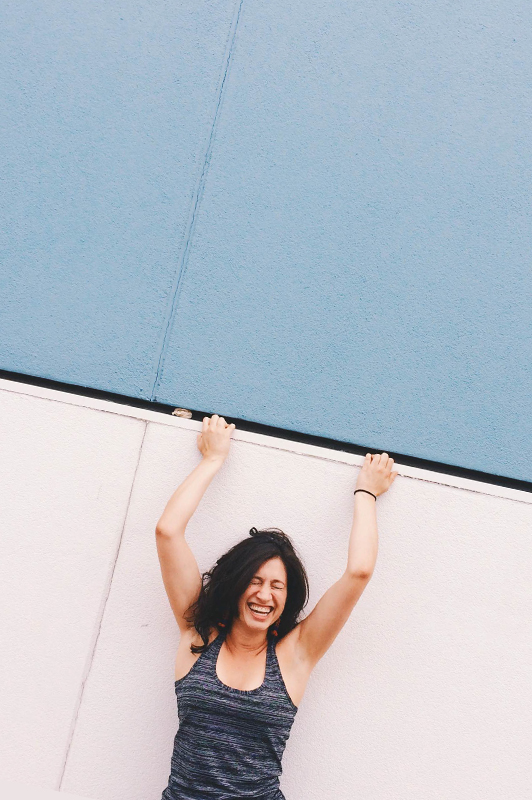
[161,628,298,800]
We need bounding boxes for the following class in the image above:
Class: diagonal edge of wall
[1,377,530,506]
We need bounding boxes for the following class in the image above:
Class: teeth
[249,604,271,614]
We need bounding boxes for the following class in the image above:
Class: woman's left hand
[355,452,398,497]
[196,414,236,462]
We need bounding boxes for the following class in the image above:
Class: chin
[245,608,275,627]
[243,620,264,633]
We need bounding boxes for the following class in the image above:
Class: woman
[157,414,397,800]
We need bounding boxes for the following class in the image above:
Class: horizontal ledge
[0,368,530,502]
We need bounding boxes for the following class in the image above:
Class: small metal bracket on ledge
[171,408,193,418]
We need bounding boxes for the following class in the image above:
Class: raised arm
[155,414,235,632]
[295,452,397,668]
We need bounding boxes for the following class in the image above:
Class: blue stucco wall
[0,0,237,395]
[1,1,531,480]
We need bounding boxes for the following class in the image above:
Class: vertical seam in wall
[57,420,148,790]
[149,0,245,403]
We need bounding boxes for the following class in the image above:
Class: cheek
[240,590,253,608]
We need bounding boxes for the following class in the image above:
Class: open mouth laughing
[247,603,273,620]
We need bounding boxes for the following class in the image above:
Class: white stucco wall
[1,379,530,800]
[0,778,95,800]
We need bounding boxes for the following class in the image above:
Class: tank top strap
[207,629,276,684]
[176,628,225,687]
[203,628,226,665]
[200,629,284,694]
[263,633,282,688]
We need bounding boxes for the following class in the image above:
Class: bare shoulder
[174,625,219,682]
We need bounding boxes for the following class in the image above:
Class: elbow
[346,566,374,581]
[155,522,172,538]
[155,522,186,538]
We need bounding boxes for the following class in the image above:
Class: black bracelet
[354,489,377,500]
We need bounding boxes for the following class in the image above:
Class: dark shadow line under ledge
[1,368,530,494]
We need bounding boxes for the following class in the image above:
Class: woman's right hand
[196,414,236,462]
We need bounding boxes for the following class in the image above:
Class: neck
[224,618,269,655]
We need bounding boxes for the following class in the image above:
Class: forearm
[156,456,224,535]
[346,492,378,576]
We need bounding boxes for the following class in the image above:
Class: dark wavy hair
[185,527,309,654]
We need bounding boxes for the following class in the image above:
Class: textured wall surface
[153,0,532,483]
[1,1,531,480]
[0,0,237,397]
[0,779,94,800]
[1,380,530,800]
[0,387,145,788]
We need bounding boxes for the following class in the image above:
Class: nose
[255,585,273,603]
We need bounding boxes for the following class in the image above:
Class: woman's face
[237,556,288,631]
